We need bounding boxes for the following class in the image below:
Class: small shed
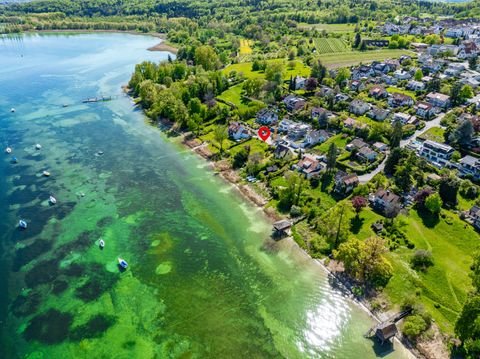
[272,220,292,238]
[375,323,398,345]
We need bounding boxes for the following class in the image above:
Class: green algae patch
[155,262,172,275]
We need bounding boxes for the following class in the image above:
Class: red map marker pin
[258,126,271,142]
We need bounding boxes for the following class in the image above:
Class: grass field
[312,134,349,154]
[217,84,264,111]
[386,86,417,100]
[223,59,311,80]
[355,208,478,334]
[298,23,357,33]
[417,126,445,143]
[239,39,253,55]
[313,38,349,54]
[317,49,414,69]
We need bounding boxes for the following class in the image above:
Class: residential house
[406,80,425,91]
[393,69,412,80]
[426,92,451,109]
[303,130,329,147]
[373,142,389,152]
[357,146,378,162]
[228,122,250,141]
[384,59,400,72]
[369,85,388,99]
[283,94,306,112]
[368,107,390,122]
[352,65,375,80]
[256,108,278,125]
[445,63,466,77]
[382,74,398,85]
[274,144,293,159]
[317,86,335,97]
[458,41,479,59]
[415,101,436,119]
[459,155,480,180]
[294,76,307,90]
[311,107,332,126]
[278,119,294,132]
[371,189,401,217]
[428,44,459,57]
[335,93,350,102]
[388,93,415,107]
[343,117,367,130]
[468,205,480,230]
[469,94,480,110]
[287,123,311,141]
[293,154,327,179]
[420,140,454,168]
[349,99,371,116]
[346,138,368,151]
[334,171,359,195]
[349,80,366,92]
[393,112,413,125]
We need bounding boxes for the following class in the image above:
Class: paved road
[358,112,447,184]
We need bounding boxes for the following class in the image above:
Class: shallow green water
[0,33,411,358]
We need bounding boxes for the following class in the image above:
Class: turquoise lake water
[0,32,411,358]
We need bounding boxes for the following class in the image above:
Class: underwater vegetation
[24,309,73,344]
[69,314,117,341]
[74,263,119,302]
[10,291,42,317]
[12,239,53,271]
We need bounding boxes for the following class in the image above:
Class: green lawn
[317,49,414,69]
[223,59,311,80]
[417,126,445,143]
[378,210,479,333]
[228,138,269,156]
[312,134,349,154]
[386,86,417,100]
[217,84,264,112]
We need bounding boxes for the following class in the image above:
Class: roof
[273,220,292,231]
[376,323,398,341]
[375,189,400,204]
[426,92,450,102]
[460,155,480,167]
[423,140,454,153]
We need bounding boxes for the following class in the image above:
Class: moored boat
[49,195,57,205]
[118,258,128,269]
[42,171,51,177]
[99,239,105,249]
[10,108,15,113]
[35,144,42,150]
[5,147,12,154]
[11,157,18,164]
[18,219,27,229]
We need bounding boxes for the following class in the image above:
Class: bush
[411,250,434,271]
[403,314,428,340]
[290,205,302,217]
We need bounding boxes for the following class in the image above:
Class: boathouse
[375,323,398,345]
[272,220,292,238]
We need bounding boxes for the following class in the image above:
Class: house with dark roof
[369,85,388,99]
[388,93,415,108]
[283,94,306,112]
[256,108,278,125]
[292,154,327,179]
[371,189,401,217]
[228,122,250,141]
[334,171,359,195]
[459,155,480,180]
[357,146,378,162]
[367,107,390,122]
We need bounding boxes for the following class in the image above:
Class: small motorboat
[96,150,104,156]
[18,219,27,229]
[99,239,105,249]
[5,147,12,154]
[118,258,128,269]
[11,157,18,164]
[42,171,51,177]
[10,108,15,113]
[62,104,69,108]
[35,144,42,150]
[49,195,57,205]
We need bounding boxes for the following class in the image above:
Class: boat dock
[364,308,413,344]
[82,96,113,103]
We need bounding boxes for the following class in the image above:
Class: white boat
[5,147,12,154]
[49,195,57,205]
[10,108,15,113]
[42,171,51,177]
[118,258,128,269]
[99,239,105,249]
[18,219,27,229]
[35,144,42,150]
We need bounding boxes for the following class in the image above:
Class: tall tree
[326,143,337,172]
[317,201,353,249]
[450,81,464,106]
[449,120,474,147]
[311,58,327,83]
[439,175,459,207]
[468,55,478,70]
[390,120,403,148]
[214,125,228,154]
[353,32,362,48]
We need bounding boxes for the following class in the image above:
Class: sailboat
[99,239,105,249]
[5,147,12,154]
[18,219,27,229]
[49,195,57,205]
[118,258,128,269]
[35,144,42,150]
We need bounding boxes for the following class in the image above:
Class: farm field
[314,38,349,54]
[317,49,415,68]
[239,39,253,55]
[298,23,357,33]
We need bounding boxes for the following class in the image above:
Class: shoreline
[29,29,178,55]
[136,102,420,358]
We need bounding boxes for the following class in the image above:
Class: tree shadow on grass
[321,172,333,192]
[417,209,440,228]
[350,215,365,234]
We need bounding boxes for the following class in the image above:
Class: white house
[420,140,454,168]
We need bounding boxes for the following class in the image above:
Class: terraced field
[314,38,349,54]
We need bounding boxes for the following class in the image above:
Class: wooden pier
[82,95,113,103]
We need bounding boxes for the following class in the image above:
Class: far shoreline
[26,29,179,55]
